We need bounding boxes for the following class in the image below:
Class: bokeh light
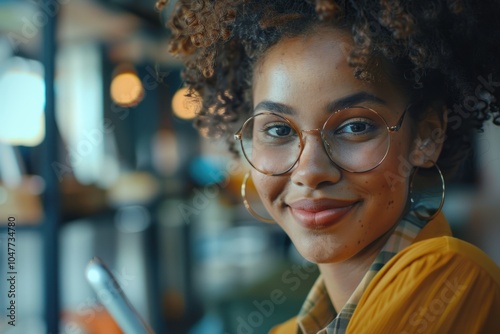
[172,87,200,120]
[110,69,144,107]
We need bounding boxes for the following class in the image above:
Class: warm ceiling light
[110,67,144,107]
[172,87,200,120]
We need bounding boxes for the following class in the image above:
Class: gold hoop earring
[241,172,275,224]
[409,163,445,221]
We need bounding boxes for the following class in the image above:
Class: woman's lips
[288,199,358,229]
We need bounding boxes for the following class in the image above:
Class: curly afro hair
[157,0,500,177]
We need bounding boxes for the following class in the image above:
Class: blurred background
[0,0,498,333]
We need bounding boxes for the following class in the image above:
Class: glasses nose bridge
[299,127,324,149]
[300,127,322,137]
[297,126,330,161]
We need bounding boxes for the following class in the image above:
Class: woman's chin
[294,241,354,264]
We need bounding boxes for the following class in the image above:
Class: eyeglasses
[234,106,408,175]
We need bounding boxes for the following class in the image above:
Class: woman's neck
[318,229,393,311]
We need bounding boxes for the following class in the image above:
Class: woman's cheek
[251,170,285,216]
[374,168,411,219]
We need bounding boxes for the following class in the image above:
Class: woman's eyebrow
[253,91,385,115]
[253,101,294,115]
[326,92,386,112]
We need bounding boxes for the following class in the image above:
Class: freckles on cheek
[355,218,368,246]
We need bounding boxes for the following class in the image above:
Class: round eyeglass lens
[240,113,301,175]
[321,107,390,172]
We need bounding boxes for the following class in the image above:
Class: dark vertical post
[41,1,60,333]
[138,64,166,333]
[144,205,166,333]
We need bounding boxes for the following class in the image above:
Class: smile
[288,199,359,229]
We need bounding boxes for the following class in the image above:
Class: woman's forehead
[254,25,352,71]
[251,28,408,120]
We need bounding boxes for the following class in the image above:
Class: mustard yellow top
[270,214,500,333]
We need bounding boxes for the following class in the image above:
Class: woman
[157,0,500,332]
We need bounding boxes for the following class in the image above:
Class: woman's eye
[336,120,374,135]
[263,124,294,137]
[344,122,369,133]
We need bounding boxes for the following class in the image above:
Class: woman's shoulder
[390,235,500,284]
[363,235,500,309]
[348,236,500,333]
[396,212,500,283]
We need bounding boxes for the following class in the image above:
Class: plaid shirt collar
[296,212,428,334]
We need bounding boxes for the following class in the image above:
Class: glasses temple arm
[388,106,409,132]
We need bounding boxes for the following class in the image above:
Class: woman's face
[251,26,421,264]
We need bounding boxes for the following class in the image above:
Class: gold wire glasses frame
[234,105,408,176]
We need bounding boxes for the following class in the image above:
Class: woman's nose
[290,132,342,189]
